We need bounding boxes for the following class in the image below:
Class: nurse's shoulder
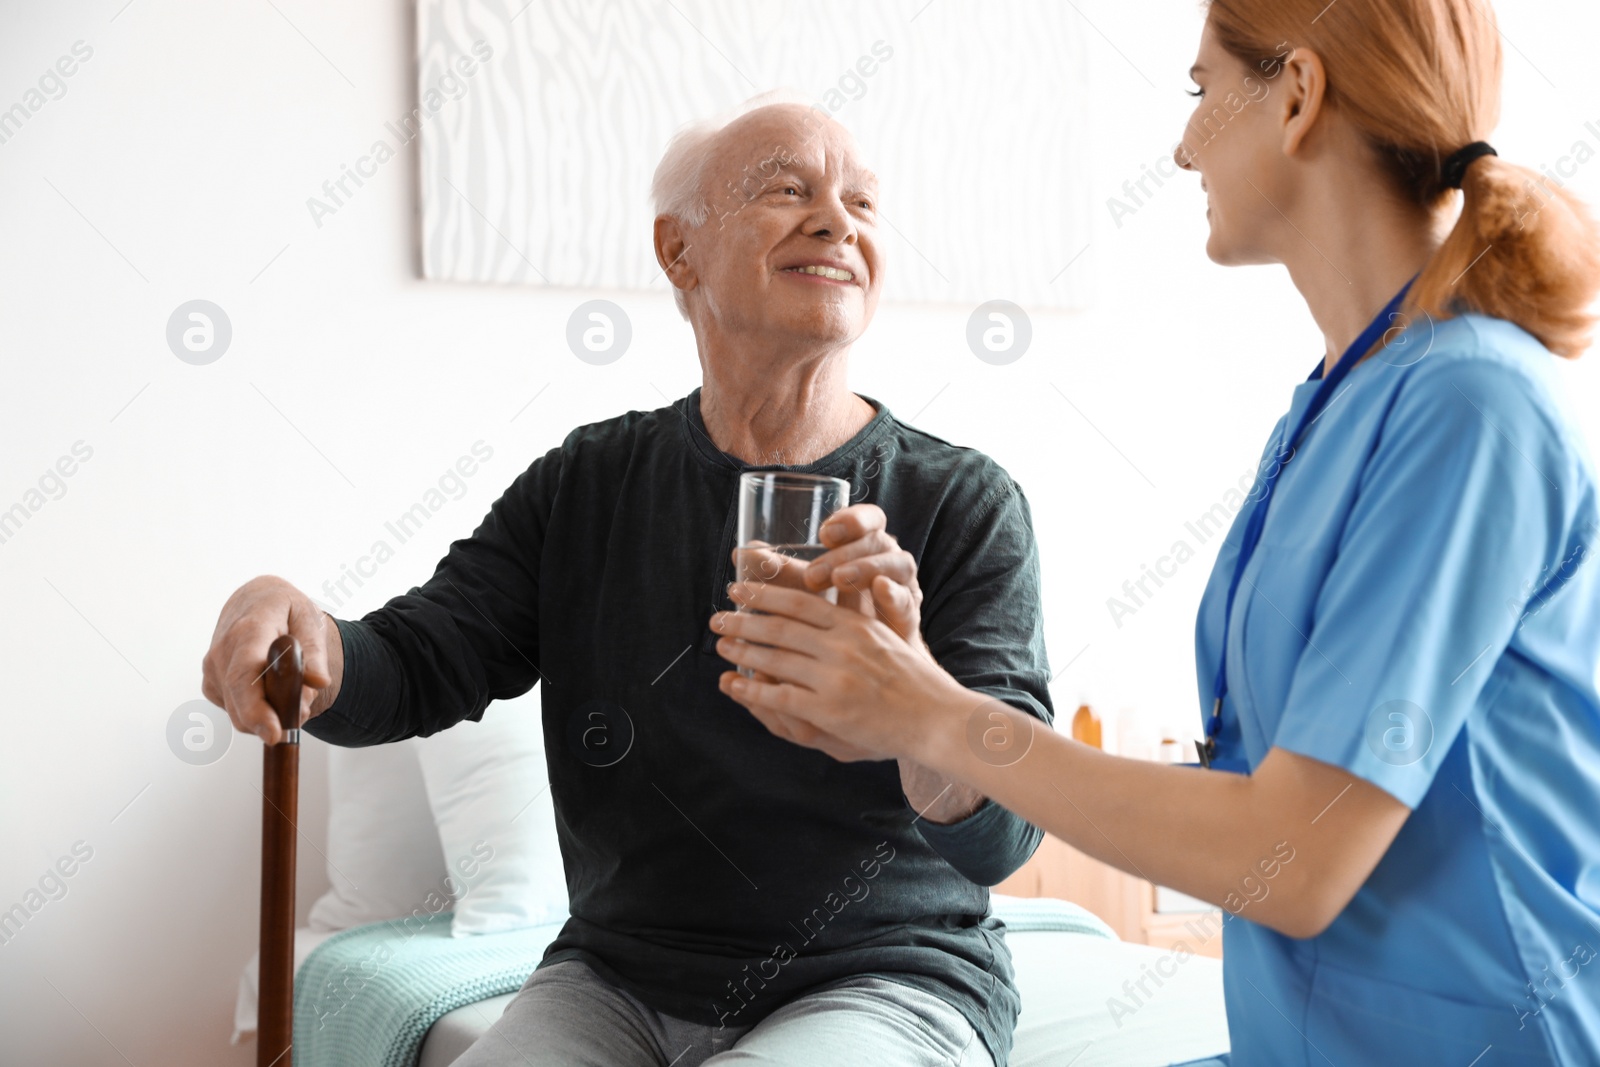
[1381,311,1593,478]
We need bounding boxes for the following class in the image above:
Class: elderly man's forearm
[899,757,986,823]
[308,611,345,717]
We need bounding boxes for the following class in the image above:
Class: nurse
[709,0,1600,1063]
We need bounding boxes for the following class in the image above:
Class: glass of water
[733,471,852,678]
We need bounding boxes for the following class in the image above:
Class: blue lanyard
[1196,278,1416,771]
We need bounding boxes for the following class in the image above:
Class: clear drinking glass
[733,471,852,678]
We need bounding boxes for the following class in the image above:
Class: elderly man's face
[682,105,882,348]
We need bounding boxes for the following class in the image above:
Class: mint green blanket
[293,911,564,1067]
[292,897,1113,1067]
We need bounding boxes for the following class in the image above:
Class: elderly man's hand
[716,545,931,761]
[715,570,989,824]
[804,503,927,654]
[712,581,963,763]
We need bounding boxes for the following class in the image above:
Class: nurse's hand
[801,504,928,651]
[711,579,969,762]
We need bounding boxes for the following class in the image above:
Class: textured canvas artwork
[416,0,1090,309]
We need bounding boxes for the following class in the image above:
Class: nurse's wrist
[911,680,997,781]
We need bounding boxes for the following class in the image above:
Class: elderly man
[202,98,1051,1066]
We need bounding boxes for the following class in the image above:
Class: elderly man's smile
[778,262,860,285]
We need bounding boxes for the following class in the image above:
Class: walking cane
[259,633,303,1067]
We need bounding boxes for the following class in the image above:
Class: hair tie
[1442,142,1497,189]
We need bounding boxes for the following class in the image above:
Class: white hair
[651,88,835,319]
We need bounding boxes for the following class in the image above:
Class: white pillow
[414,689,567,936]
[307,738,452,931]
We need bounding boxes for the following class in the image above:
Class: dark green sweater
[306,388,1054,1065]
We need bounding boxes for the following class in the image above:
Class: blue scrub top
[1194,313,1600,1065]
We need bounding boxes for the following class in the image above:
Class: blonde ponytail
[1413,153,1600,359]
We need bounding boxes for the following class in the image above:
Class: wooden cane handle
[263,634,304,733]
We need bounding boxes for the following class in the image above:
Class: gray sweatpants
[451,959,997,1067]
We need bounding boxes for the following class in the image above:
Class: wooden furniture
[997,834,1223,960]
[259,634,304,1067]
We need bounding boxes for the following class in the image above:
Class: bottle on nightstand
[1070,702,1102,749]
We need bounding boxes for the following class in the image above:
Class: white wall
[2,1,1597,1063]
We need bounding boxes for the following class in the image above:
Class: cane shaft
[259,742,298,1065]
[259,635,303,1067]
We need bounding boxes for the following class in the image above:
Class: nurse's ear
[1275,45,1331,160]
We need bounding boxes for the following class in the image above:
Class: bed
[415,901,1228,1066]
[235,896,1227,1066]
[233,698,1229,1065]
